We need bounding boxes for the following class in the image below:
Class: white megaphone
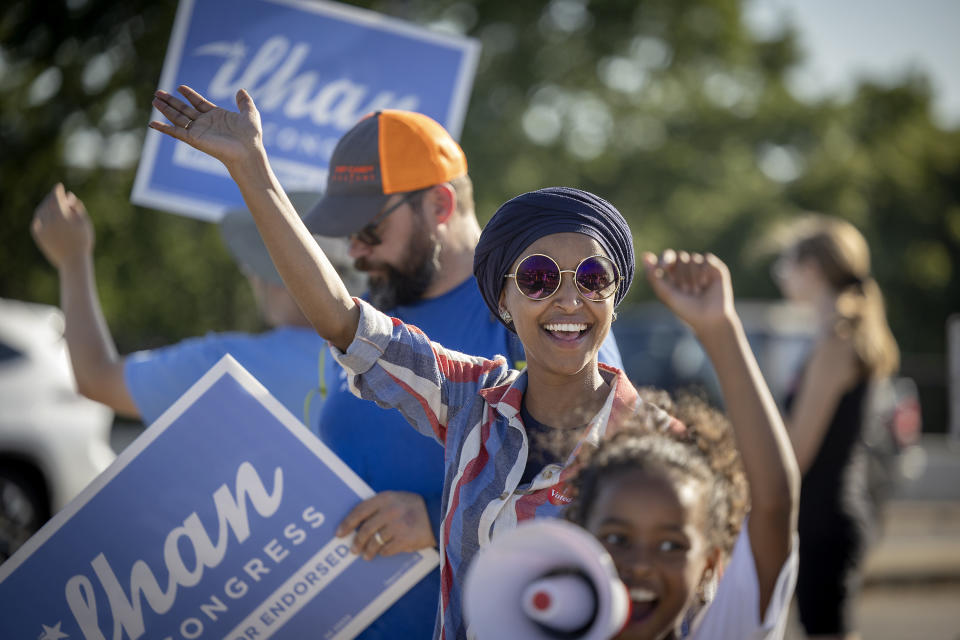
[464,519,630,640]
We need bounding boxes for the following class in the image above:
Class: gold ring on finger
[374,531,385,546]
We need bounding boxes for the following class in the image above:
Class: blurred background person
[30,183,364,427]
[771,215,900,640]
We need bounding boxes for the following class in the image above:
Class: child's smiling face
[584,468,720,640]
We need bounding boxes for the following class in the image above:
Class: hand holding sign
[0,356,439,640]
[150,86,263,171]
[336,491,437,561]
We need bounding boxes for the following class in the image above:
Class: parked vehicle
[0,298,115,562]
[614,300,817,405]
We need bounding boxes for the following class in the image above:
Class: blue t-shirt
[319,277,622,639]
[125,326,325,426]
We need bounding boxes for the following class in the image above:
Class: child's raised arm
[642,250,799,616]
[149,86,359,350]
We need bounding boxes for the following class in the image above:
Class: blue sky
[745,0,960,128]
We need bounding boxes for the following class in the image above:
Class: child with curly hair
[565,250,801,640]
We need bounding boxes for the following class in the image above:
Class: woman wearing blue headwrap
[325,184,654,639]
[151,87,797,640]
[334,184,651,638]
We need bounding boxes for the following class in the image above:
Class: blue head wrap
[473,187,635,330]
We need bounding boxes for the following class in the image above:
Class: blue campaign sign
[0,355,439,640]
[131,0,480,220]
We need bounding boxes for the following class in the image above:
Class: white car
[0,298,115,562]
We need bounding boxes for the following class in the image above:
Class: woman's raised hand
[642,250,735,334]
[149,86,262,169]
[149,85,361,351]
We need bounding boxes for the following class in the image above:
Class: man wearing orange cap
[302,110,623,638]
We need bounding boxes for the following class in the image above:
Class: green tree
[0,0,260,348]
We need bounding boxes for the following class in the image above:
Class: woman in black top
[772,215,900,640]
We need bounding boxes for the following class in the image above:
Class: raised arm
[31,184,139,417]
[149,86,358,350]
[643,250,799,616]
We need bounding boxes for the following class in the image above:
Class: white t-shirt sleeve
[688,519,798,640]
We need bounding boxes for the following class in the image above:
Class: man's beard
[356,222,440,310]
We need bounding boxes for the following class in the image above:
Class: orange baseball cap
[304,110,467,236]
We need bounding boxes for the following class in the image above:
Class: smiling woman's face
[499,232,616,380]
[585,468,716,640]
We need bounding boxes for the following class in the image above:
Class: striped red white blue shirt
[332,299,651,639]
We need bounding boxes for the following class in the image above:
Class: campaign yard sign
[132,0,480,221]
[0,355,439,640]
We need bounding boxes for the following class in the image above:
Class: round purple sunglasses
[504,254,622,301]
